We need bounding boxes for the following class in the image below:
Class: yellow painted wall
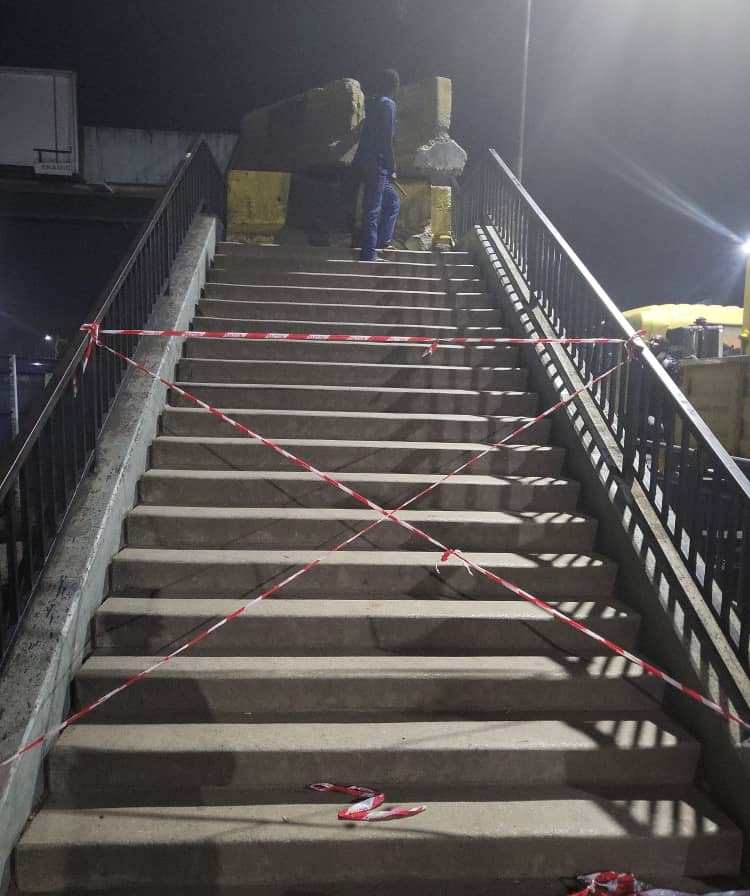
[682,355,750,457]
[226,170,291,242]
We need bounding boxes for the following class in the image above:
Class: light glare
[741,238,750,257]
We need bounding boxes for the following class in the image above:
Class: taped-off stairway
[15,244,741,893]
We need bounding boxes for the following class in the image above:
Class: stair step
[169,382,539,416]
[183,336,517,363]
[193,313,504,339]
[150,437,564,476]
[109,547,617,599]
[74,654,663,720]
[16,795,739,892]
[207,268,482,291]
[48,717,699,803]
[217,241,473,264]
[139,469,577,512]
[125,506,596,552]
[203,280,493,307]
[94,597,639,656]
[213,254,479,277]
[198,297,498,325]
[176,357,528,389]
[160,407,549,442]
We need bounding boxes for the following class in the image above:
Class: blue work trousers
[360,167,400,261]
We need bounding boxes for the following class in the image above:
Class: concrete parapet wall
[82,127,237,185]
[0,215,217,893]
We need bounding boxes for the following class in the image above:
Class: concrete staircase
[14,244,741,893]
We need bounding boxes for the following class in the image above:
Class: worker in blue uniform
[353,69,401,261]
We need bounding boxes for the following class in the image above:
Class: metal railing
[457,149,750,676]
[0,138,224,670]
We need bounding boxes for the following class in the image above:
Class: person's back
[354,94,396,175]
[353,69,400,261]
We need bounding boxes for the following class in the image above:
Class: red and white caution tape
[86,324,636,350]
[309,783,426,822]
[571,871,750,896]
[1,329,745,771]
[89,334,749,734]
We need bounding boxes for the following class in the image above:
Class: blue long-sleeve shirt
[353,95,396,174]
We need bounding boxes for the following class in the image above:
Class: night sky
[2,0,750,310]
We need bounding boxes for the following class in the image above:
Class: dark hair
[376,69,400,98]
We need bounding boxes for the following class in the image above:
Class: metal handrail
[457,148,750,675]
[487,150,750,500]
[0,138,224,669]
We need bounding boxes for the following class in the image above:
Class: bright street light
[741,237,750,256]
[44,334,53,342]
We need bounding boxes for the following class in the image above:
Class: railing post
[8,354,19,440]
[621,354,642,482]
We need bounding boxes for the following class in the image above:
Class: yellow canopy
[624,303,743,339]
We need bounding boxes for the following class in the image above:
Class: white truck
[0,66,79,176]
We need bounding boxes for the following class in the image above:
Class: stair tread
[79,653,651,679]
[98,596,635,620]
[218,242,472,258]
[182,338,518,364]
[174,381,532,399]
[153,435,555,451]
[95,597,636,657]
[162,406,543,424]
[20,795,737,844]
[209,270,480,285]
[141,469,571,486]
[200,298,470,312]
[215,255,478,271]
[128,506,591,524]
[114,547,616,573]
[179,358,522,374]
[16,797,740,892]
[52,716,697,755]
[193,315,503,334]
[202,282,492,306]
[205,281,467,296]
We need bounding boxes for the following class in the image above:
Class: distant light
[741,238,750,257]
[32,362,43,367]
[44,334,53,342]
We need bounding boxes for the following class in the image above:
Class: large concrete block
[230,79,364,172]
[226,170,291,242]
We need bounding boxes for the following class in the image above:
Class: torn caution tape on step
[568,871,750,896]
[309,783,426,822]
[1,332,745,772]
[82,323,645,349]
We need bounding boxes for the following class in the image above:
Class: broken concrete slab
[395,77,467,180]
[230,75,466,182]
[230,79,364,173]
[413,134,467,180]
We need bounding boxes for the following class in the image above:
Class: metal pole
[516,0,532,182]
[9,353,19,439]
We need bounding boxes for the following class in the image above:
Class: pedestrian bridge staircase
[12,244,743,893]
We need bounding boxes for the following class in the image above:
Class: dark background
[2,0,749,314]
